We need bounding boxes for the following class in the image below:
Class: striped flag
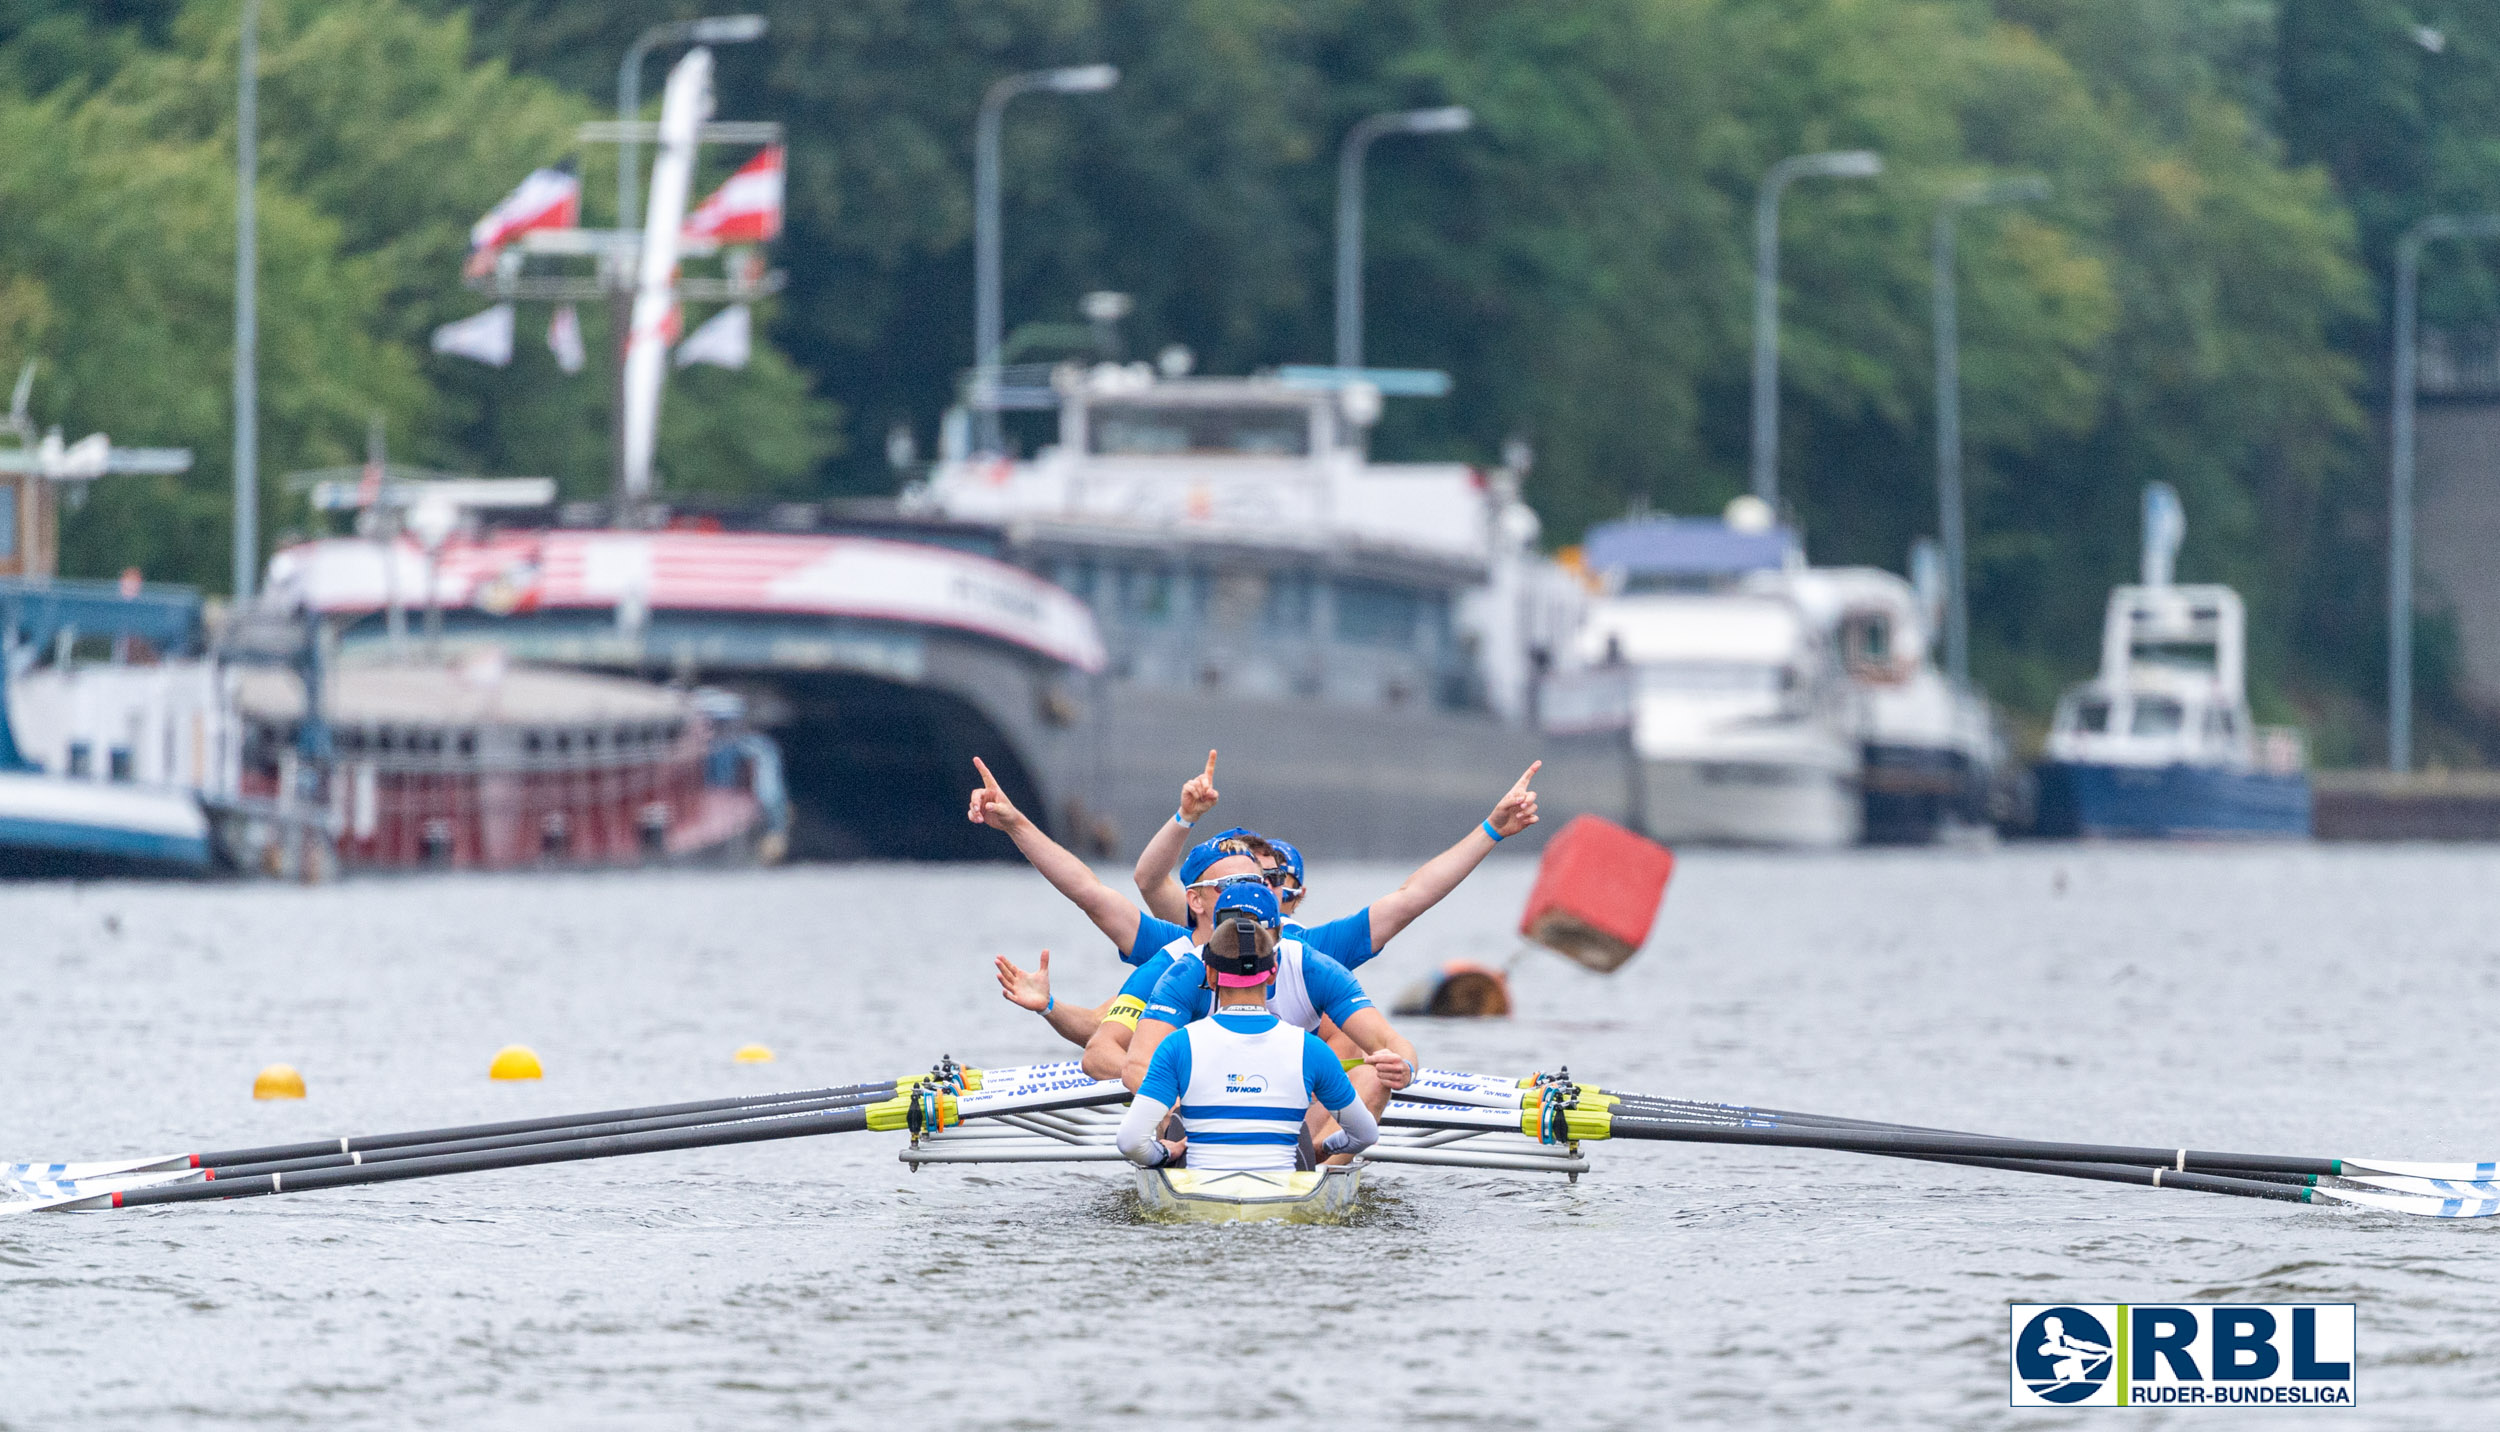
[467,164,580,270]
[683,145,783,246]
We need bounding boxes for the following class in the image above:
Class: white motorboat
[1781,565,2002,843]
[1543,512,1861,848]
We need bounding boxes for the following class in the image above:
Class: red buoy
[1518,815,1674,972]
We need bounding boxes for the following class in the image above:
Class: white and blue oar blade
[2338,1158,2500,1183]
[5,1155,191,1193]
[2312,1186,2500,1219]
[2335,1174,2500,1200]
[0,1168,204,1216]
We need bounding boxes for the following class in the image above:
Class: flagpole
[232,0,259,601]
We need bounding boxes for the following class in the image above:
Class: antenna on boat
[2140,482,2183,590]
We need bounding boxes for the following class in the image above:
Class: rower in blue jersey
[966,757,1206,1080]
[1125,876,1417,1164]
[1117,884,1380,1175]
[1130,750,1544,972]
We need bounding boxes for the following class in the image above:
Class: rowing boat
[11,1056,2500,1223]
[1137,1166,1362,1224]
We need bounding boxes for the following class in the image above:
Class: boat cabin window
[2130,640,2218,673]
[1335,579,1421,648]
[1088,404,1310,457]
[2129,696,2184,736]
[1840,611,1892,672]
[2203,706,2238,740]
[2072,697,2112,734]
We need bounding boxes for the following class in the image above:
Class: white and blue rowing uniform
[1142,938,1373,1034]
[1116,1006,1378,1172]
[1127,908,1378,970]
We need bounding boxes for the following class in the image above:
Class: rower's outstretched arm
[967,756,1145,950]
[1131,749,1219,925]
[1364,760,1542,951]
[993,951,1105,1050]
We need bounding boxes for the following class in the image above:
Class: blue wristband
[1043,994,1055,1014]
[1173,809,1195,828]
[1482,819,1504,842]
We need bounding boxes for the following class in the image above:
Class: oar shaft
[1907,1152,2313,1204]
[119,1104,880,1208]
[1603,1113,2339,1177]
[193,1078,901,1167]
[206,1088,898,1179]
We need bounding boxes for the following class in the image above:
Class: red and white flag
[469,165,580,256]
[683,145,784,246]
[674,304,750,370]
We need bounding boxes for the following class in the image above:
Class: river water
[3,845,2497,1427]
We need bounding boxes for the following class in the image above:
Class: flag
[548,304,585,374]
[431,304,515,367]
[683,146,784,246]
[470,165,580,254]
[674,304,751,370]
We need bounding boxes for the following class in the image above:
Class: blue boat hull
[2032,761,2310,839]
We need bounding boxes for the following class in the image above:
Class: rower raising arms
[1117,903,1380,1174]
[967,757,1191,1080]
[1123,878,1417,1130]
[1132,758,1546,970]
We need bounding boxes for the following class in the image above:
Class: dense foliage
[4,0,2497,757]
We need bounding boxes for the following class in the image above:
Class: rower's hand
[966,756,1028,832]
[1160,1136,1188,1165]
[993,949,1051,1012]
[1487,760,1542,839]
[1365,1049,1415,1091]
[1179,749,1221,822]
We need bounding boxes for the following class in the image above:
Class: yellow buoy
[489,1045,544,1081]
[733,1043,775,1064]
[252,1063,306,1100]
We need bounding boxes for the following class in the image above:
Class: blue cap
[1209,876,1281,928]
[1265,837,1305,886]
[1180,837,1250,885]
[1208,825,1261,844]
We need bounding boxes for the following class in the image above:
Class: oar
[11,1058,1092,1183]
[101,1079,1136,1211]
[202,1087,904,1179]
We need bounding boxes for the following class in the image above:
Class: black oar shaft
[120,1105,880,1208]
[1908,1153,2313,1204]
[193,1079,901,1167]
[206,1088,897,1179]
[1603,1113,2339,1177]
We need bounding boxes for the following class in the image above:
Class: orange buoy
[253,1063,307,1100]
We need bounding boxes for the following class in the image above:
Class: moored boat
[2032,484,2310,839]
[1543,509,1861,847]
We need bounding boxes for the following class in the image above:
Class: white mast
[619,47,713,506]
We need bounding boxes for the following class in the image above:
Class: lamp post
[1335,105,1472,371]
[233,0,258,601]
[2388,213,2500,771]
[1932,176,2048,687]
[974,63,1119,454]
[1748,149,1883,508]
[618,14,766,229]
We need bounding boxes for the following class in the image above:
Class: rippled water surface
[5,846,2499,1427]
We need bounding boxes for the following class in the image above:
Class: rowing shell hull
[1136,1166,1360,1224]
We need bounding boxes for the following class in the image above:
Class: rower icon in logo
[2014,1308,2115,1403]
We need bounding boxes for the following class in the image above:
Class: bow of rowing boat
[1136,1166,1361,1225]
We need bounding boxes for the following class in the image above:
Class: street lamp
[1335,105,1473,371]
[1932,175,2048,687]
[618,15,767,229]
[974,63,1120,454]
[2388,212,2500,771]
[1748,149,1883,508]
